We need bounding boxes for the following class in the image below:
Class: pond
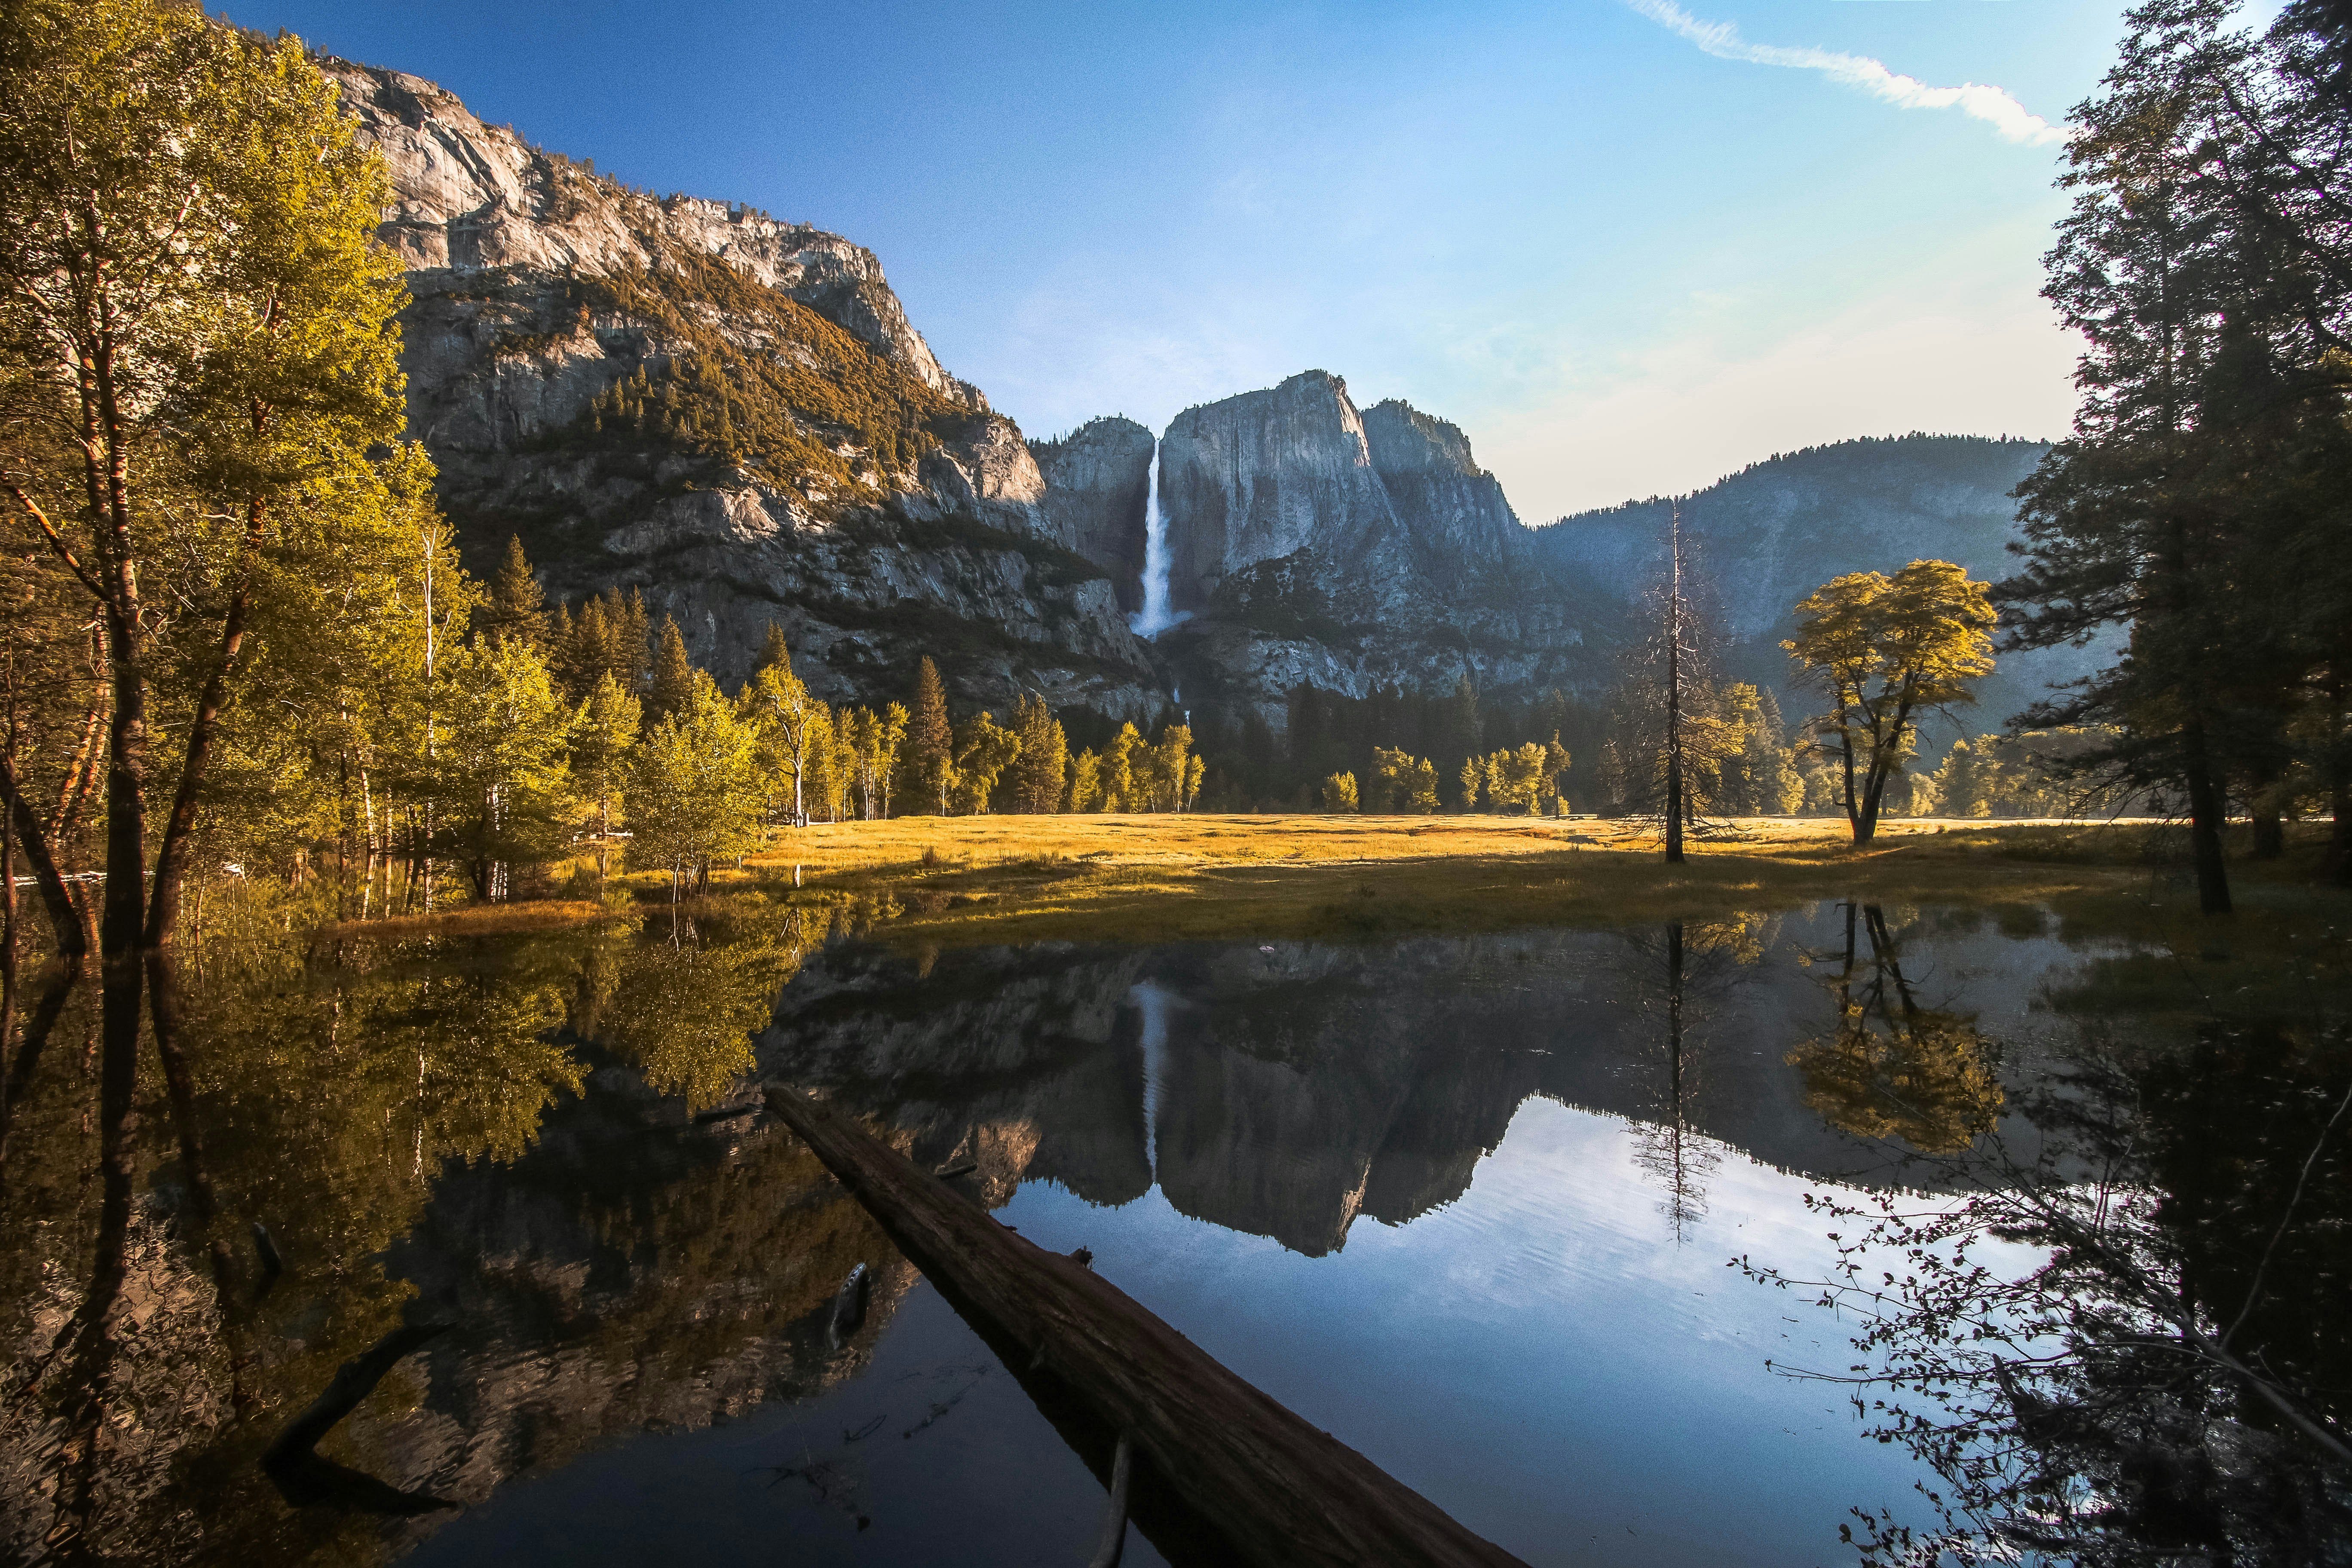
[3,897,2345,1565]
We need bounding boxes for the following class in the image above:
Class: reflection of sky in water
[380,904,2111,1565]
[1003,1098,1946,1567]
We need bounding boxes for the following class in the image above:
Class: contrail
[1627,0,2069,147]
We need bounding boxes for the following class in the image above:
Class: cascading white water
[1128,440,1187,638]
[1130,981,1173,1182]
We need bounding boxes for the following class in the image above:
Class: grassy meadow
[705,812,2344,956]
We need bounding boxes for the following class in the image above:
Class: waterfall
[1128,440,1187,638]
[1131,981,1173,1183]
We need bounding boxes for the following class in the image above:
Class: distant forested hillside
[1532,435,2110,744]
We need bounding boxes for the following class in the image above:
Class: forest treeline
[1,0,2340,1021]
[1984,0,2352,911]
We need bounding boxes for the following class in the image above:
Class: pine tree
[573,671,641,885]
[484,534,548,649]
[1010,692,1066,813]
[1068,750,1102,812]
[546,602,581,695]
[751,620,793,678]
[909,656,954,814]
[1446,674,1483,793]
[646,616,696,725]
[617,590,652,692]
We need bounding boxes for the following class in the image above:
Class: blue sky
[233,0,2147,517]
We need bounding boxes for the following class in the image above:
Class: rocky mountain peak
[324,53,1159,719]
[1158,369,1393,612]
[1027,416,1155,612]
[1360,398,1479,480]
[323,57,977,407]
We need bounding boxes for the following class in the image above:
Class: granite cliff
[327,59,1161,718]
[1145,371,1611,721]
[1027,416,1155,615]
[331,53,2084,738]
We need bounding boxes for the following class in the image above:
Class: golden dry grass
[308,899,623,944]
[738,812,2285,949]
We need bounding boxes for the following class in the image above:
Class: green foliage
[844,702,908,820]
[1711,686,1804,816]
[1784,560,1997,842]
[1008,692,1068,815]
[949,710,1022,814]
[908,655,953,813]
[645,615,696,725]
[1929,727,2146,819]
[552,587,650,701]
[625,671,762,895]
[573,670,641,854]
[1321,772,1360,813]
[1372,748,1441,813]
[482,533,548,649]
[0,0,416,945]
[426,636,580,901]
[739,631,827,827]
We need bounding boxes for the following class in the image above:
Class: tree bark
[760,1084,1530,1568]
[0,752,85,957]
[2183,717,2233,915]
[2331,748,2352,887]
[148,541,261,946]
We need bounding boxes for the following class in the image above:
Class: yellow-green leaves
[1784,560,1996,840]
[625,672,762,891]
[1785,560,1997,717]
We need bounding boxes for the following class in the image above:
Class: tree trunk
[0,752,85,957]
[760,1084,1531,1568]
[2183,717,2233,915]
[1664,508,1685,864]
[2248,755,2285,860]
[1838,730,1868,844]
[2252,808,2285,860]
[2330,752,2352,888]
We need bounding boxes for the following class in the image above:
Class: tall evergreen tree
[909,655,953,815]
[1995,0,2352,893]
[483,534,548,649]
[750,621,793,678]
[646,615,695,725]
[1009,691,1066,814]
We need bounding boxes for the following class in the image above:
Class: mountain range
[332,56,2096,740]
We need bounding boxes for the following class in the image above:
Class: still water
[2,899,2342,1565]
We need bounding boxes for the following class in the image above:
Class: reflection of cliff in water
[766,910,2047,1259]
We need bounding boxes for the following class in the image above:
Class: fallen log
[760,1083,1530,1568]
[262,1322,455,1514]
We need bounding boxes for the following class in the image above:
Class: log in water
[759,1082,1531,1568]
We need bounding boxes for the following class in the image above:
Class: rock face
[1026,416,1155,613]
[1151,371,1611,720]
[1532,434,2106,739]
[327,58,1158,717]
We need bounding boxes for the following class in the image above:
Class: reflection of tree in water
[1748,1025,2352,1566]
[0,895,859,1565]
[1623,917,1768,1238]
[1786,903,2002,1155]
[587,903,815,1110]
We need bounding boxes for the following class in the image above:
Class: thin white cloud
[1628,0,2070,146]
